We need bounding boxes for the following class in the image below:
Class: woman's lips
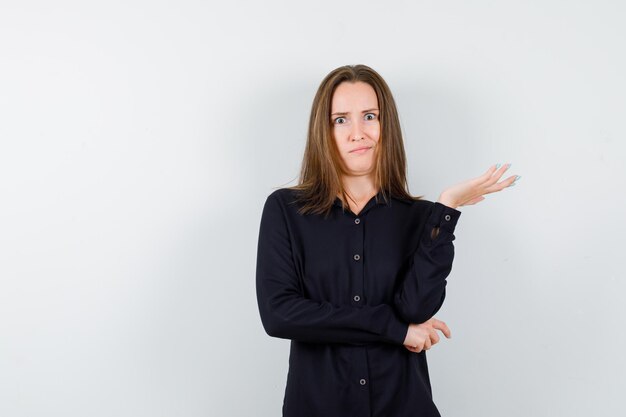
[350,146,371,154]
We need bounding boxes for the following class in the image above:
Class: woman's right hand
[403,318,451,353]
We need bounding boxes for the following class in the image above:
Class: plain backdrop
[1,1,625,416]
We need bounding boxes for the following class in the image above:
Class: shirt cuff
[430,202,462,234]
[385,315,410,345]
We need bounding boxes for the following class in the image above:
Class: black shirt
[255,187,462,417]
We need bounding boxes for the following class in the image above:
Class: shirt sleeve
[393,201,462,324]
[255,193,409,345]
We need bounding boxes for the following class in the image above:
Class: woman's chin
[345,165,375,175]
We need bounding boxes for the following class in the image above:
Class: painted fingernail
[496,163,501,169]
[514,175,521,182]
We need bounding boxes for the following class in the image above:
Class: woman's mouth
[350,146,371,154]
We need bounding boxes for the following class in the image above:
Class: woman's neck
[340,175,378,203]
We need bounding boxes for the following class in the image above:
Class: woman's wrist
[437,193,458,209]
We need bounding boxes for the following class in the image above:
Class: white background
[1,1,625,416]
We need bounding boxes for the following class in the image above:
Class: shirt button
[353,295,361,302]
[359,379,367,385]
[444,214,451,221]
[353,254,360,261]
[354,218,360,224]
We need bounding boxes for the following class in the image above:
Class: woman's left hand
[404,317,451,353]
[438,163,520,209]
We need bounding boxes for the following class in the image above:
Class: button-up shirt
[256,187,462,417]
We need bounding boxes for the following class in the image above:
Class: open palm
[439,163,520,208]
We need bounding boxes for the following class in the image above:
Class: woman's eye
[365,113,377,120]
[334,117,346,124]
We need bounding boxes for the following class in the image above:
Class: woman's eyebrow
[331,108,379,116]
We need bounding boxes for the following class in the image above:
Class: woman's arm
[392,200,462,324]
[393,163,519,324]
[256,193,409,345]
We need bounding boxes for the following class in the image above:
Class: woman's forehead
[331,82,378,111]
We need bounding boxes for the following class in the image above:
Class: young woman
[256,64,519,417]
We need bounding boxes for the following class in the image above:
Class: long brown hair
[286,64,424,218]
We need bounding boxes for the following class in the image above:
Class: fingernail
[514,175,521,182]
[496,163,501,169]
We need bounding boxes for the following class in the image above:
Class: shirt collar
[333,190,413,208]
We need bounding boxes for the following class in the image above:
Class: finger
[406,346,420,354]
[483,163,510,187]
[477,165,497,179]
[424,337,432,350]
[483,175,517,193]
[432,319,452,338]
[429,329,440,345]
[490,162,510,176]
[473,165,499,185]
[485,164,499,177]
[504,174,518,186]
[474,163,509,187]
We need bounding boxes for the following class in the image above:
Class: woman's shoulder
[392,194,434,210]
[265,187,302,204]
[262,188,307,215]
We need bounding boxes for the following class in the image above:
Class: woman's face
[330,81,380,176]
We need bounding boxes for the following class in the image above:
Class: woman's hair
[286,64,424,218]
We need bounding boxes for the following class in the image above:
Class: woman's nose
[350,121,364,140]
